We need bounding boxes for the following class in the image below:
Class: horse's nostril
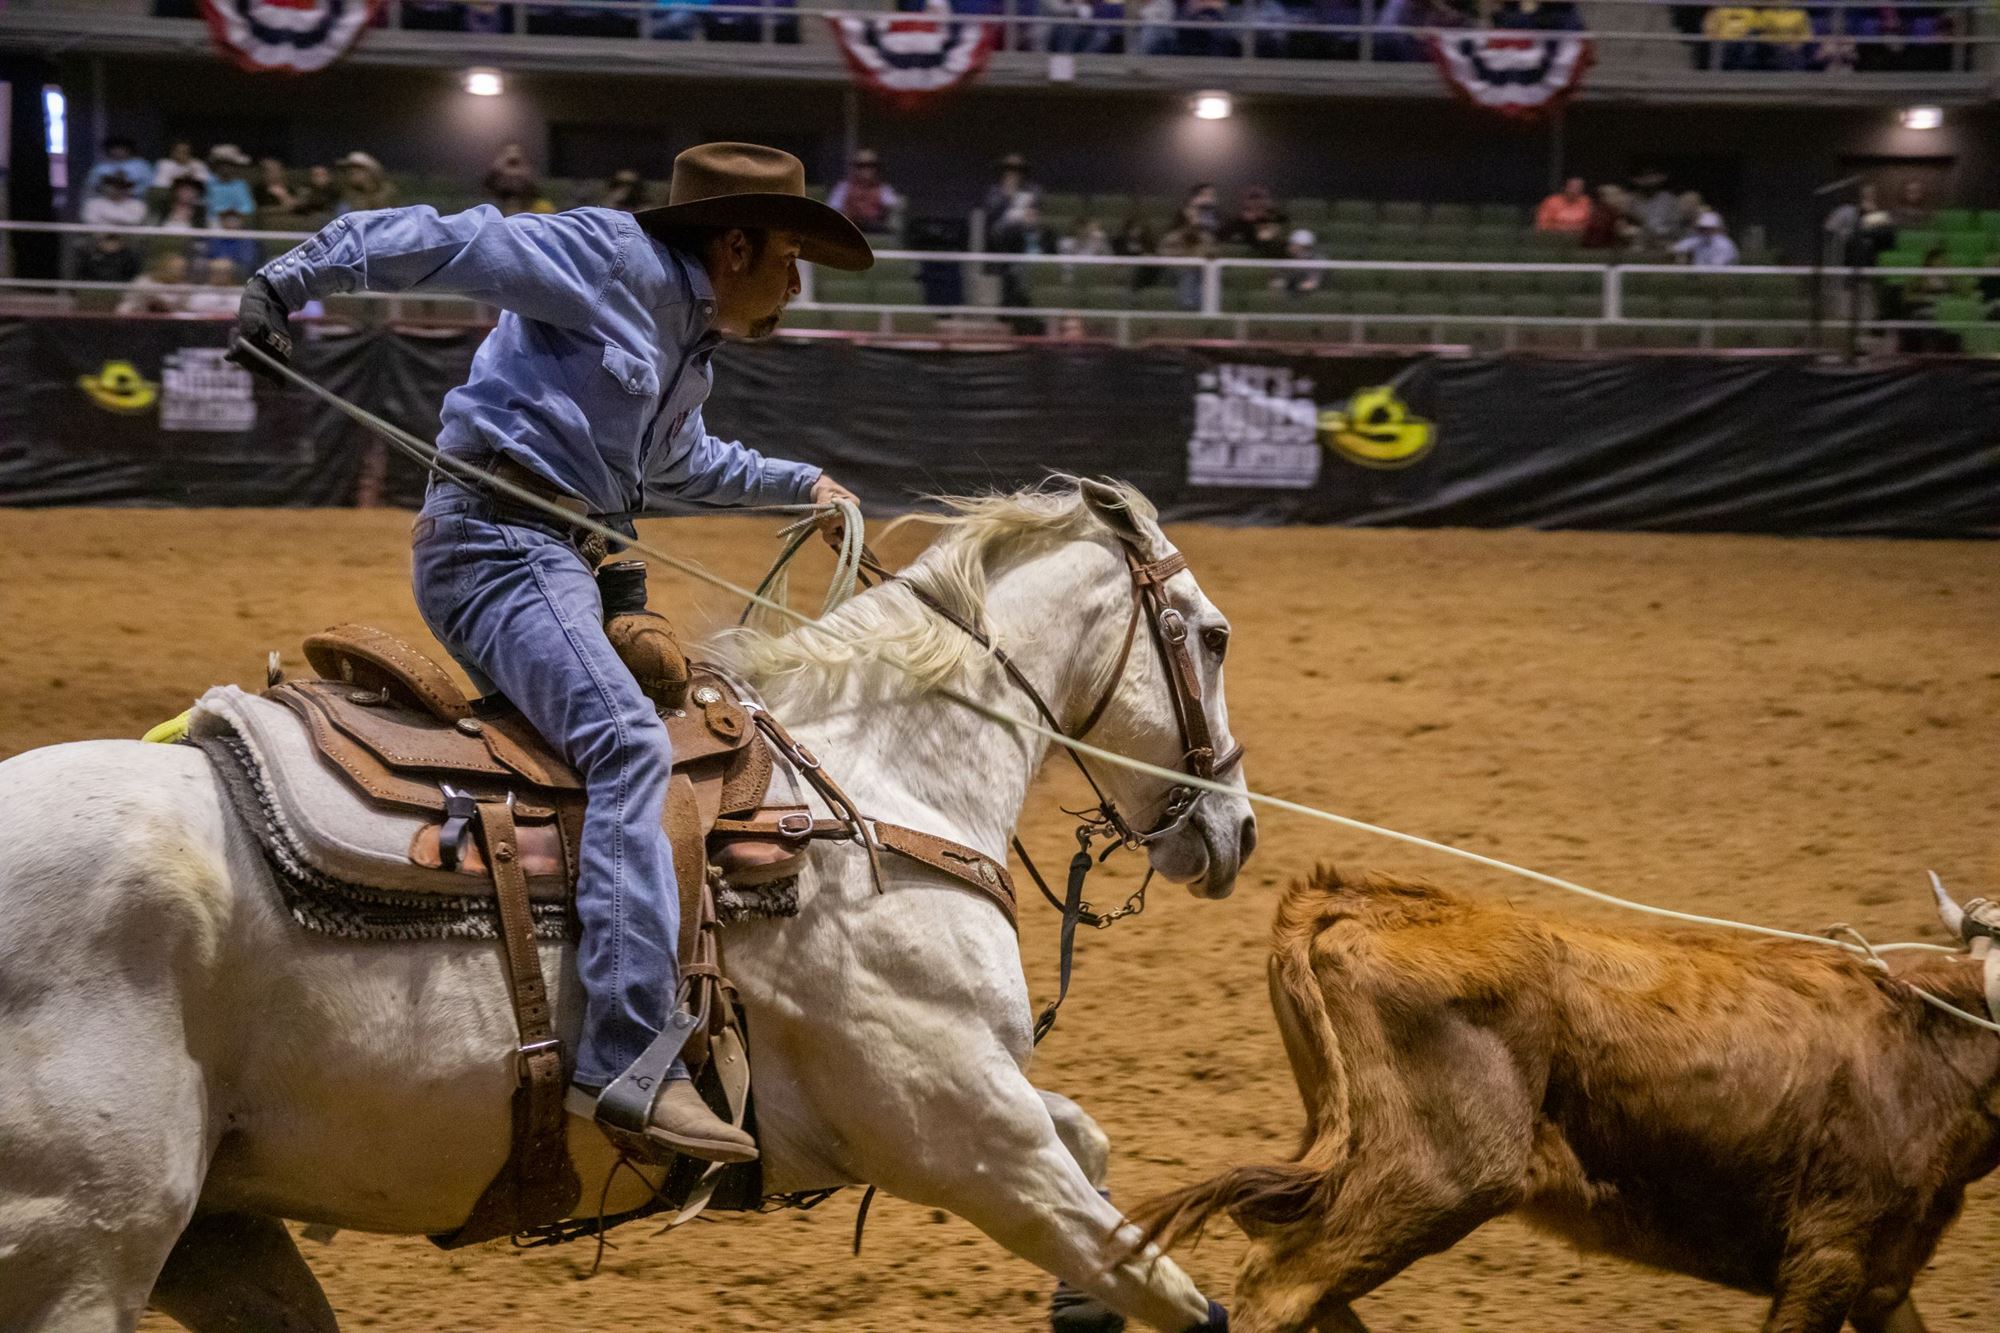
[1239,814,1259,861]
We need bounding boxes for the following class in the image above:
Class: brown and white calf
[1139,868,2000,1333]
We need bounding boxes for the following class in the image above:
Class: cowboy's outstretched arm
[259,204,626,330]
[641,404,823,510]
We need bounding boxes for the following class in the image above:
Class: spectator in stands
[1114,215,1161,289]
[117,250,192,315]
[255,157,298,213]
[78,232,143,286]
[207,146,257,218]
[1673,210,1739,266]
[153,140,211,191]
[185,257,245,317]
[1273,228,1323,296]
[1136,0,1178,53]
[336,152,397,215]
[1825,183,1895,267]
[1159,205,1218,310]
[293,164,339,215]
[82,137,152,198]
[1512,0,1582,27]
[1890,179,1934,231]
[1755,5,1813,70]
[1061,218,1112,257]
[1674,190,1710,240]
[1044,0,1104,52]
[206,210,262,271]
[598,168,649,211]
[1179,0,1243,57]
[82,173,147,229]
[1181,184,1221,240]
[983,154,1043,249]
[987,199,1057,332]
[1581,183,1637,251]
[1534,176,1592,233]
[1628,168,1679,250]
[1221,185,1290,258]
[150,177,209,231]
[828,149,906,237]
[484,143,541,215]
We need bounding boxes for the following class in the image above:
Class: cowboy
[226,142,871,1164]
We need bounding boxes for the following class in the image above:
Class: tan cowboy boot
[645,1078,758,1164]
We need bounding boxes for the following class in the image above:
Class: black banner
[1,318,1994,538]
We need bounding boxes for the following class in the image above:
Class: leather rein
[855,537,1244,1042]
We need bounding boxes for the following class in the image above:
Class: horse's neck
[783,540,1122,858]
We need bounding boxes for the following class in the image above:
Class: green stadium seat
[1349,289,1398,316]
[1666,294,1716,320]
[872,278,926,306]
[1041,192,1085,217]
[1133,317,1215,342]
[1331,199,1378,224]
[1622,294,1666,320]
[1476,203,1527,228]
[1960,326,2000,356]
[1287,198,1332,223]
[1932,209,1975,233]
[1945,237,1988,266]
[1513,293,1560,319]
[814,272,870,303]
[1932,296,1988,325]
[1979,211,2000,236]
[1427,203,1475,228]
[1898,229,1942,256]
[1131,285,1183,311]
[1321,222,1372,253]
[871,258,921,284]
[1452,292,1508,319]
[1563,293,1605,320]
[1381,201,1425,226]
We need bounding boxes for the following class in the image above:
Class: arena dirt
[1,509,1993,1332]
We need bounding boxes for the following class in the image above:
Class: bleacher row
[135,176,1992,349]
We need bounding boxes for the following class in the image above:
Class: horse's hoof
[1049,1280,1127,1332]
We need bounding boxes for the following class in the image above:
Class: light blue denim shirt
[259,204,821,517]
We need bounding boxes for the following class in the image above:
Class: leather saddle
[266,622,1018,1248]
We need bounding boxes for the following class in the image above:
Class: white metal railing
[4,221,1995,352]
[2,0,1989,70]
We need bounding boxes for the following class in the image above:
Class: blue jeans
[412,485,678,1089]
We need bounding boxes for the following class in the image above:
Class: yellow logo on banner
[78,360,158,414]
[1318,385,1435,469]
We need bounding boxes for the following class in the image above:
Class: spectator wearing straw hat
[207,145,257,218]
[1673,211,1740,267]
[827,149,906,238]
[335,152,397,215]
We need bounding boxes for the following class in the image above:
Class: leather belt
[485,457,608,565]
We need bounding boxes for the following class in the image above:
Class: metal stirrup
[592,1010,701,1134]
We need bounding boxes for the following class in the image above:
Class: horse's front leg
[1042,1090,1128,1333]
[862,1065,1223,1332]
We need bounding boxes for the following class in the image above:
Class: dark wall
[68,53,2000,260]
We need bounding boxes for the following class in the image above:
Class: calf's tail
[1132,872,1359,1249]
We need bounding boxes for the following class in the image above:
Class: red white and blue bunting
[200,0,384,74]
[1428,32,1593,120]
[827,13,997,109]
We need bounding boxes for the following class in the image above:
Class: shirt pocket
[601,342,660,399]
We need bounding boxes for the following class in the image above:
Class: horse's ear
[1079,477,1151,551]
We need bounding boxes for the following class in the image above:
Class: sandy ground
[1,508,1994,1332]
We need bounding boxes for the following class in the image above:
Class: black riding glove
[226,273,295,383]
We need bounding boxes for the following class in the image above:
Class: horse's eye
[1201,625,1230,661]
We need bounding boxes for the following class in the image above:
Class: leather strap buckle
[516,1036,562,1078]
[776,811,814,837]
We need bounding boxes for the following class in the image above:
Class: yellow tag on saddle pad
[142,710,193,745]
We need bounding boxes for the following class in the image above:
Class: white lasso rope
[233,342,2000,1035]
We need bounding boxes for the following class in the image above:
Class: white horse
[0,479,1257,1332]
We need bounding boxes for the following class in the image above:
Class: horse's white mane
[706,476,1154,709]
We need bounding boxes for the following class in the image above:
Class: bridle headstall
[856,534,1244,1042]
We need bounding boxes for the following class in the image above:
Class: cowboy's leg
[411,496,676,1086]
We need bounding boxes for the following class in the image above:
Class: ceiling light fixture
[1899,105,1942,130]
[464,67,504,97]
[1190,90,1233,121]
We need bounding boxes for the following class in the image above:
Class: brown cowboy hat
[636,142,873,272]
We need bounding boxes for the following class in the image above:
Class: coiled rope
[230,341,2000,1035]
